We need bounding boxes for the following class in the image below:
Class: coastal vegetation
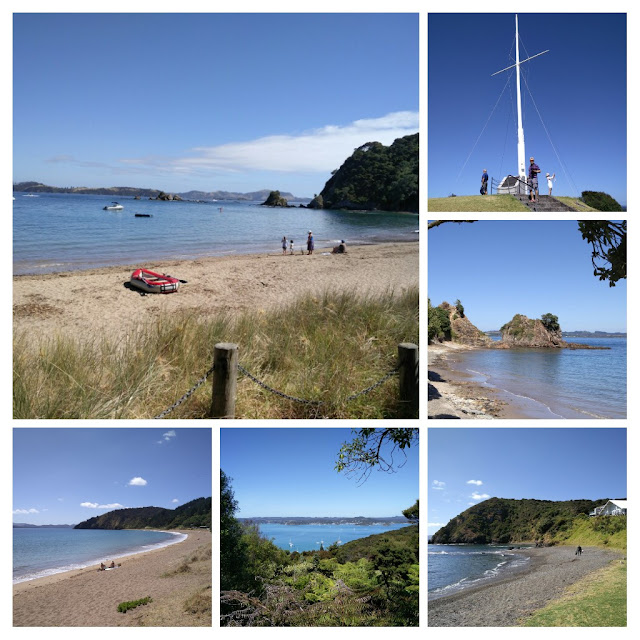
[430,497,627,549]
[220,470,419,626]
[74,497,211,530]
[14,288,418,419]
[319,134,418,212]
[580,191,624,212]
[118,597,152,613]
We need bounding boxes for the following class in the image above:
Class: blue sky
[428,13,627,206]
[13,428,212,525]
[428,428,627,534]
[428,220,627,332]
[220,428,419,518]
[13,13,418,197]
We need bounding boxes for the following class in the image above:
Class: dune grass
[13,287,418,419]
[428,194,530,212]
[522,561,626,627]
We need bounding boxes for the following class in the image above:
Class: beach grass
[522,561,626,627]
[552,515,627,551]
[13,287,418,419]
[427,195,530,212]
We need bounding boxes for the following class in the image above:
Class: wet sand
[13,242,418,346]
[428,546,622,626]
[13,530,211,627]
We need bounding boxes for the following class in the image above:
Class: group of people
[98,560,118,571]
[480,160,556,201]
[281,233,347,255]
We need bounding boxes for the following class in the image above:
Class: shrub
[581,191,623,212]
[117,596,152,613]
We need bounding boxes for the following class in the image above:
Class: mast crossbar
[491,50,549,76]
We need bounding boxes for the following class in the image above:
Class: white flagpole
[515,14,526,186]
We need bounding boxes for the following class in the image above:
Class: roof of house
[608,499,627,509]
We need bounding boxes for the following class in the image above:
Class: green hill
[74,496,211,530]
[430,497,617,545]
[319,133,418,212]
[333,525,418,564]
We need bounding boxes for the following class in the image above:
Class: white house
[589,499,627,517]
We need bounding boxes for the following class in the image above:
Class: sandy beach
[13,529,211,627]
[428,545,622,626]
[14,241,418,346]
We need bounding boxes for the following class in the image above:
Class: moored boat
[130,268,180,294]
[103,202,123,210]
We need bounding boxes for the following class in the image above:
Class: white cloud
[432,480,446,490]
[13,508,39,514]
[467,480,483,486]
[80,502,124,509]
[119,111,419,176]
[470,492,491,501]
[128,477,148,486]
[171,498,179,503]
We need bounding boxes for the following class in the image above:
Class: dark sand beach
[13,530,211,627]
[428,546,622,626]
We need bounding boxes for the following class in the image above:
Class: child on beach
[282,236,287,255]
[289,239,294,254]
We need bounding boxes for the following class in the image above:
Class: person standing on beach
[576,545,582,556]
[289,239,294,254]
[528,157,541,202]
[307,231,314,255]
[480,169,489,195]
[282,236,287,255]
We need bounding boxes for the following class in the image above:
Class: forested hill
[431,497,609,544]
[319,133,418,212]
[74,497,211,530]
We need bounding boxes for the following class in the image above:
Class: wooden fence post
[398,342,419,416]
[210,342,238,419]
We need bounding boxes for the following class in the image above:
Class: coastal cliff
[430,497,613,545]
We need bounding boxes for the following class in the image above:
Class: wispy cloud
[120,111,419,176]
[13,508,39,514]
[80,502,124,509]
[467,479,483,486]
[470,492,491,501]
[128,477,148,486]
[432,480,446,490]
[427,522,446,528]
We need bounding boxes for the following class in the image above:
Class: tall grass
[14,287,418,419]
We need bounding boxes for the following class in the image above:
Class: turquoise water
[446,337,626,419]
[251,523,411,552]
[13,528,185,583]
[428,544,532,599]
[13,192,419,274]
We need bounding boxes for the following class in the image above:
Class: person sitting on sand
[332,240,347,254]
[99,563,106,571]
[109,561,115,568]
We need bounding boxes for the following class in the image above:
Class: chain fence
[154,362,400,418]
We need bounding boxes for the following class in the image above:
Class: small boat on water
[130,268,180,294]
[103,202,123,210]
[134,213,152,217]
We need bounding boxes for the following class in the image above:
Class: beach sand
[428,545,622,626]
[13,530,211,627]
[13,242,418,346]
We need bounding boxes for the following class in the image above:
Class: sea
[13,527,186,583]
[251,523,411,552]
[446,336,626,419]
[428,544,532,599]
[12,192,419,275]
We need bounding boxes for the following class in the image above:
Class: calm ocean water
[428,544,532,599]
[13,192,419,275]
[13,528,185,583]
[251,523,411,552]
[447,337,626,419]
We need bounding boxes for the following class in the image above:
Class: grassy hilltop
[427,194,599,212]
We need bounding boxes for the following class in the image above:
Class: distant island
[238,516,407,526]
[486,330,626,338]
[13,181,309,203]
[13,523,75,528]
[74,496,211,530]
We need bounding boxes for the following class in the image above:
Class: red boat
[130,268,180,294]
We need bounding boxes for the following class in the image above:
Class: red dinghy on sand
[130,268,180,294]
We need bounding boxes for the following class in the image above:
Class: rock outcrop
[261,190,290,207]
[439,302,492,347]
[497,314,567,348]
[306,194,324,209]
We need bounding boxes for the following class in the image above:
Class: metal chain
[238,363,399,406]
[153,364,215,419]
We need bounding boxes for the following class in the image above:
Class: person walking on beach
[546,172,556,196]
[528,157,541,202]
[307,231,314,255]
[282,236,288,255]
[480,168,489,195]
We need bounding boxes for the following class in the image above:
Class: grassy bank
[554,196,599,211]
[14,287,418,419]
[522,561,626,627]
[427,195,529,212]
[550,515,627,551]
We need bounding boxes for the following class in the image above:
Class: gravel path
[428,546,622,627]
